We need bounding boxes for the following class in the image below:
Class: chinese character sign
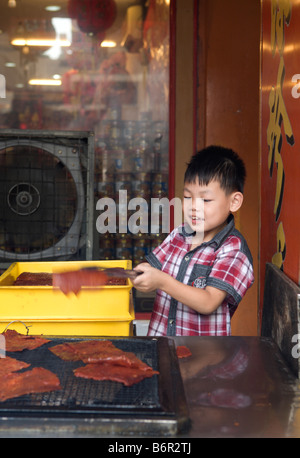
[261,0,300,310]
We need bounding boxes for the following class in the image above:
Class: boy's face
[183,179,243,242]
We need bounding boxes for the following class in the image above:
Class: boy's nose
[192,198,204,213]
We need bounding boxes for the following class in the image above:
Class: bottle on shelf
[132,120,153,172]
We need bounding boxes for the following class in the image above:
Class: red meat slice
[74,362,159,386]
[52,269,108,295]
[0,367,61,402]
[49,339,116,362]
[176,345,192,359]
[50,339,154,371]
[3,329,51,352]
[0,356,30,375]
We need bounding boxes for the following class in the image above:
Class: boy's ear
[230,191,243,213]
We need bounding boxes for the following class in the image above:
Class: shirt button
[169,319,174,324]
[185,256,189,261]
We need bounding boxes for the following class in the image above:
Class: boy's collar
[181,214,235,249]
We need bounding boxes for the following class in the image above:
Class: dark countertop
[0,335,300,438]
[173,336,300,438]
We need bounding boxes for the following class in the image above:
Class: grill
[0,337,190,437]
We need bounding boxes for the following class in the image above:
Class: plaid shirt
[146,214,254,336]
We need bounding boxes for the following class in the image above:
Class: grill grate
[0,337,163,414]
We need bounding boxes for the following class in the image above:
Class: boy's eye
[183,196,191,199]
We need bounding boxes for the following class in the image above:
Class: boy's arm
[132,263,227,315]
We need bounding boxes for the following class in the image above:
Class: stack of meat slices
[13,272,53,286]
[50,339,159,387]
[13,271,126,289]
[0,356,61,402]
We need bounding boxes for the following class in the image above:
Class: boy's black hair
[184,145,246,194]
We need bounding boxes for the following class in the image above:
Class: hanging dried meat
[74,362,159,387]
[0,367,61,402]
[3,329,51,352]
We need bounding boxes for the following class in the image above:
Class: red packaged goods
[3,329,51,352]
[74,362,159,387]
[0,367,61,402]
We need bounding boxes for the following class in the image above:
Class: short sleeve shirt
[146,214,254,336]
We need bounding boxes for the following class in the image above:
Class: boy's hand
[132,262,164,292]
[132,262,227,315]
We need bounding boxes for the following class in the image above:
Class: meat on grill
[50,339,159,386]
[74,362,159,386]
[13,272,126,293]
[50,340,155,371]
[0,367,61,402]
[3,329,51,352]
[0,356,30,375]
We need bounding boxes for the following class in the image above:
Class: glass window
[0,0,170,266]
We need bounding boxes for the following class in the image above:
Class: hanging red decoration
[68,0,117,35]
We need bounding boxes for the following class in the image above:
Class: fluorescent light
[11,38,71,47]
[29,78,62,86]
[5,62,16,67]
[45,5,61,11]
[101,40,117,48]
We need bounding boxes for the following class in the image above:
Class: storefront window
[0,0,170,266]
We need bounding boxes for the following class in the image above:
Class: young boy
[132,145,254,336]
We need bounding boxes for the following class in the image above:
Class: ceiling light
[45,5,61,12]
[101,40,117,48]
[8,0,16,7]
[5,62,16,67]
[29,78,62,86]
[11,38,71,47]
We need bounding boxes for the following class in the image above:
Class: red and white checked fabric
[146,215,254,336]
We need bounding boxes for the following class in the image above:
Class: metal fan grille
[0,130,95,264]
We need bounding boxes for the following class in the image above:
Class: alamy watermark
[0,74,5,99]
[291,334,300,359]
[0,334,5,358]
[95,190,204,242]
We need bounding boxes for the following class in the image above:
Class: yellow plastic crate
[0,260,135,337]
